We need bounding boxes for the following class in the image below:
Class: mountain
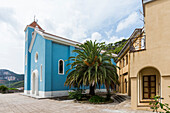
[0,69,24,88]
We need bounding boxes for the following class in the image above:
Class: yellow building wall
[117,52,131,95]
[130,0,170,109]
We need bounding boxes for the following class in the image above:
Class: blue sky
[0,0,144,73]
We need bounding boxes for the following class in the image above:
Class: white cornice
[43,33,81,47]
[28,29,81,53]
[143,0,155,4]
[29,32,37,53]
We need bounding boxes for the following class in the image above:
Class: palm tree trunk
[105,83,111,100]
[89,85,95,95]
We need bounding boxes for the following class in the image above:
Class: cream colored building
[117,0,170,110]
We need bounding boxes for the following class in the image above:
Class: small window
[32,32,34,38]
[25,54,27,65]
[40,64,42,81]
[58,59,64,74]
[123,58,125,67]
[35,52,38,63]
[126,55,128,65]
[141,36,145,49]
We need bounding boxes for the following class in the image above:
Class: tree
[64,40,119,96]
[0,85,8,93]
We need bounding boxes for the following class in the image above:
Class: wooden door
[143,75,156,99]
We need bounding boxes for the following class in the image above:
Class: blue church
[24,21,117,98]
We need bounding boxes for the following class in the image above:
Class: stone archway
[137,66,161,103]
[31,70,39,96]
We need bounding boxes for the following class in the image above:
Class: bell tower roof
[24,20,44,32]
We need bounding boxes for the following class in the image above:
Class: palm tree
[64,40,119,96]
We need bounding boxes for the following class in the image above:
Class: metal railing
[130,32,146,52]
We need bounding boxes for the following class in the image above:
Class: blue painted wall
[24,27,34,91]
[30,33,46,91]
[51,43,71,91]
[44,40,52,91]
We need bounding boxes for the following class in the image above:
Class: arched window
[25,54,27,65]
[40,64,42,81]
[125,79,127,93]
[35,52,38,63]
[58,59,64,74]
[32,32,34,38]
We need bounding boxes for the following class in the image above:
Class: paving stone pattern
[0,93,152,113]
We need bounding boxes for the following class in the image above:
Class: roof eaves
[42,31,82,47]
[43,31,81,45]
[117,28,143,58]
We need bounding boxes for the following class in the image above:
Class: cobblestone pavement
[0,93,152,113]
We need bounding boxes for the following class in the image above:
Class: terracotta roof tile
[28,21,44,31]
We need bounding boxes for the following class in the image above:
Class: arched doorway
[137,67,161,103]
[31,70,39,96]
[125,79,127,93]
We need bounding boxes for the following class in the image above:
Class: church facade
[24,21,115,98]
[24,21,85,98]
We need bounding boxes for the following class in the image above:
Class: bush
[68,89,87,101]
[8,88,18,90]
[89,95,107,104]
[149,95,170,113]
[0,85,8,93]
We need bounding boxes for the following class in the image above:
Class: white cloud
[116,12,139,32]
[101,36,126,44]
[83,32,102,42]
[91,32,102,41]
[0,0,142,73]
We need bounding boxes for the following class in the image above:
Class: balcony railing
[130,32,146,52]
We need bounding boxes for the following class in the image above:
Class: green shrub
[149,95,170,113]
[68,89,86,101]
[0,85,8,93]
[8,88,18,90]
[89,95,107,104]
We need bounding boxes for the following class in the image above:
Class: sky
[0,0,144,74]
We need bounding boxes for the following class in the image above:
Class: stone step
[112,95,127,103]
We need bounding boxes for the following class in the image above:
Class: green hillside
[10,81,24,88]
[105,39,128,54]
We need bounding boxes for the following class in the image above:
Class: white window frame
[58,59,64,75]
[25,70,27,83]
[40,64,42,82]
[25,54,27,65]
[35,52,38,63]
[141,36,145,49]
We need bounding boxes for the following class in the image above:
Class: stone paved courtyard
[0,93,153,113]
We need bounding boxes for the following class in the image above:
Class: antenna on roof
[34,15,36,22]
